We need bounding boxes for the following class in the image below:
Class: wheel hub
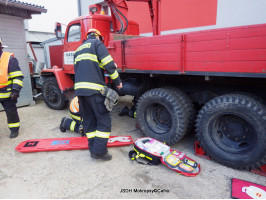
[156,106,170,125]
[212,114,256,153]
[46,86,59,103]
[220,118,249,142]
[146,103,171,134]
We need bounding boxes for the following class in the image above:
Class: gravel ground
[0,96,265,199]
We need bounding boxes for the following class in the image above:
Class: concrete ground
[0,96,265,199]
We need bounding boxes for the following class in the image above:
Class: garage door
[0,14,34,111]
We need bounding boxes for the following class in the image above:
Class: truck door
[63,22,83,74]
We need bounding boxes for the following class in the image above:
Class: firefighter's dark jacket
[0,51,24,101]
[74,36,121,96]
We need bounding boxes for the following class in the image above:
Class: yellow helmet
[87,29,104,42]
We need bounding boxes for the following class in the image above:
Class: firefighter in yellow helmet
[0,38,24,138]
[60,96,83,134]
[74,28,122,161]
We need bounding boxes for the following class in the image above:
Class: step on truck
[41,0,266,170]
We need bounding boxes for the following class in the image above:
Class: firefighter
[60,96,82,134]
[0,38,24,138]
[74,29,122,161]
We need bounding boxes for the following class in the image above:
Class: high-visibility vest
[0,52,13,88]
[69,96,79,113]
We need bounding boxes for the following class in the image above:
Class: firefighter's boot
[10,131,19,138]
[128,105,136,118]
[119,106,129,116]
[60,117,67,132]
[91,151,112,161]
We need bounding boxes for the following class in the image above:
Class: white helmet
[0,38,8,48]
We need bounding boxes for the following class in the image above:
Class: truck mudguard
[41,66,73,91]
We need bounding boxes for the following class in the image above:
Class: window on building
[67,24,81,42]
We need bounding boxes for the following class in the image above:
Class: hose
[110,2,129,34]
[110,3,124,33]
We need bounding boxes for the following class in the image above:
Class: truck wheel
[196,94,266,169]
[164,86,196,134]
[42,77,68,110]
[137,88,187,145]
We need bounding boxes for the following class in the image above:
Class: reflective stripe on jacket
[74,36,121,97]
[69,96,81,121]
[70,96,79,113]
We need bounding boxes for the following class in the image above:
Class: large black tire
[164,86,196,134]
[196,94,266,169]
[42,77,68,110]
[136,88,187,145]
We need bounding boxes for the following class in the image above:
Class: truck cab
[40,13,139,110]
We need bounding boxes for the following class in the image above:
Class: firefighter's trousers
[64,117,81,133]
[0,99,20,132]
[78,94,111,155]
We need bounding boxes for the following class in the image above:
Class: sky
[22,0,79,33]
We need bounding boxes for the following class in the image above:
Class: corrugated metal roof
[0,0,47,13]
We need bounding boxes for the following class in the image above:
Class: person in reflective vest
[74,29,123,161]
[0,38,24,138]
[60,96,82,134]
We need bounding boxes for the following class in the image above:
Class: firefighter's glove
[10,90,19,101]
[100,87,119,101]
[100,87,119,111]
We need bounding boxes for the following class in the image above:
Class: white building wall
[163,0,266,35]
[217,0,266,28]
[0,14,34,111]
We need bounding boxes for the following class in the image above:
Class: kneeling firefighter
[60,96,83,134]
[74,29,122,161]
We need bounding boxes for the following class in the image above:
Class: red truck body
[45,19,266,91]
[110,23,266,76]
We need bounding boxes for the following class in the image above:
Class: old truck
[40,0,266,170]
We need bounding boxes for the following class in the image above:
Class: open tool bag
[129,137,200,177]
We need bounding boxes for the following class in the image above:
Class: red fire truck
[40,0,266,170]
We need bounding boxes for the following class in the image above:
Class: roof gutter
[0,0,47,13]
